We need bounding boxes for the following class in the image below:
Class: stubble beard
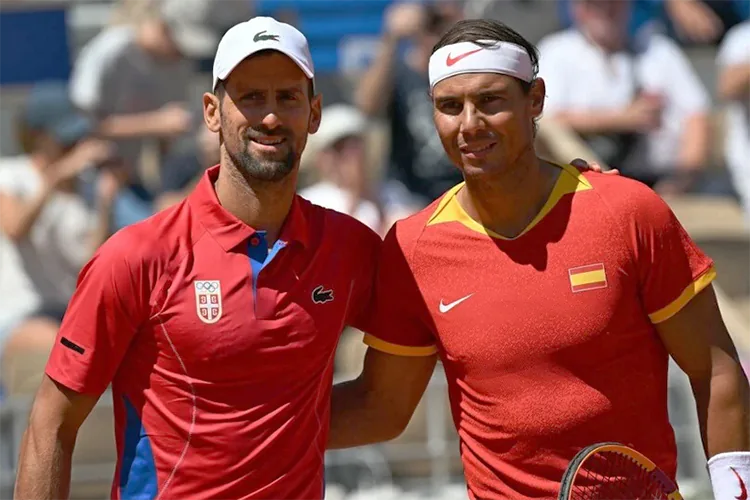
[225,136,296,183]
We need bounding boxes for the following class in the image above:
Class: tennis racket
[558,442,683,500]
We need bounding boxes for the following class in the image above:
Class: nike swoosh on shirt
[439,294,473,313]
[731,467,748,500]
[446,48,483,66]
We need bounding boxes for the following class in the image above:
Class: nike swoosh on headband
[446,48,483,67]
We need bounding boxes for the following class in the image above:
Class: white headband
[428,40,533,89]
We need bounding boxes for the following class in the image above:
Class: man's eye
[439,102,461,112]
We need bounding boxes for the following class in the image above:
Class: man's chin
[242,162,295,183]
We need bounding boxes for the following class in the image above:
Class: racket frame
[558,442,684,500]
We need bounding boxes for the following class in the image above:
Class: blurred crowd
[0,0,748,440]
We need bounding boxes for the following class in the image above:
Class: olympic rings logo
[195,281,219,293]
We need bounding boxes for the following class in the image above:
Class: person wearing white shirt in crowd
[0,83,121,396]
[717,21,750,224]
[69,0,215,228]
[538,0,711,195]
[299,104,385,234]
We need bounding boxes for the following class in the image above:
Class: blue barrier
[0,5,71,86]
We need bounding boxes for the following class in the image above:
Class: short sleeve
[717,22,750,67]
[0,168,20,196]
[0,162,33,198]
[345,224,381,333]
[655,37,710,114]
[625,185,715,324]
[363,223,437,356]
[45,230,152,395]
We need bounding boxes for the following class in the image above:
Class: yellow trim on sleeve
[648,266,717,324]
[363,334,438,357]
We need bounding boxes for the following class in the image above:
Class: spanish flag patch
[569,264,607,293]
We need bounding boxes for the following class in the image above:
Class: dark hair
[432,19,540,94]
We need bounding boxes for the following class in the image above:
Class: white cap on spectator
[212,16,315,91]
[301,104,367,171]
[312,104,367,151]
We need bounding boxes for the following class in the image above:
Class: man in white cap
[15,16,381,499]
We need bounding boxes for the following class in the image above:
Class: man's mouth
[460,141,497,157]
[252,136,286,146]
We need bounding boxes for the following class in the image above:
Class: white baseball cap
[311,104,367,151]
[212,16,315,92]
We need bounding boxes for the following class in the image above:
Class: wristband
[708,451,750,500]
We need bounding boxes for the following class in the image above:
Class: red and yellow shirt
[367,163,715,499]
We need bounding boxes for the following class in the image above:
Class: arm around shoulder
[329,221,439,449]
[328,347,437,449]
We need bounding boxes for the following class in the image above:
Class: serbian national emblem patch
[194,280,222,324]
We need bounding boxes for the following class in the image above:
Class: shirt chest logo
[194,280,223,324]
[569,264,608,293]
[311,285,334,304]
[439,293,473,313]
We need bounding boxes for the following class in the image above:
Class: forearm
[550,109,635,135]
[355,35,399,116]
[98,112,166,139]
[718,65,750,102]
[2,187,54,242]
[328,378,406,450]
[692,363,750,458]
[14,425,74,499]
[677,113,710,173]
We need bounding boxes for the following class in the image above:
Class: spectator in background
[299,104,384,234]
[539,0,711,195]
[69,0,217,229]
[717,21,750,223]
[154,122,220,211]
[0,83,121,396]
[557,0,745,46]
[355,0,463,226]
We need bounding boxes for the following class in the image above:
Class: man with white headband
[14,16,382,499]
[328,18,749,500]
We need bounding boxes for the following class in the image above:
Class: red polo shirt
[46,165,381,499]
[366,164,714,499]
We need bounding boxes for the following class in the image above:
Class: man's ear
[529,78,545,119]
[308,93,323,135]
[203,92,221,133]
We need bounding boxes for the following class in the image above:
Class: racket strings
[571,451,672,500]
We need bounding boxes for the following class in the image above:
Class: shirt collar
[189,165,309,252]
